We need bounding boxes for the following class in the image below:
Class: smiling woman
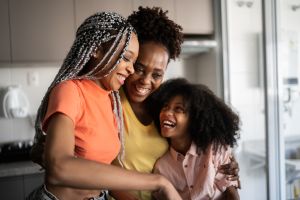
[27,11,182,200]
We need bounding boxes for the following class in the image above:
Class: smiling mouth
[117,74,127,84]
[134,85,151,96]
[161,120,176,128]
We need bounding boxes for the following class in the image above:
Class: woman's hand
[218,156,241,189]
[158,176,182,200]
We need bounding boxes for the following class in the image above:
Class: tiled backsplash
[0,63,60,143]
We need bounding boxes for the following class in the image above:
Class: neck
[93,79,107,90]
[170,136,192,155]
[129,100,153,125]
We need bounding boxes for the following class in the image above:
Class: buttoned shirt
[153,143,238,200]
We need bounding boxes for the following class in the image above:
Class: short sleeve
[42,80,82,132]
[214,147,239,191]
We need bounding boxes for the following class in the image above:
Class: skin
[44,33,182,200]
[124,41,169,125]
[159,95,191,155]
[98,33,139,91]
[159,95,240,200]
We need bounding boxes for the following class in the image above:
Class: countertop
[0,161,44,178]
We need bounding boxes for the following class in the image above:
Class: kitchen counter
[0,161,44,178]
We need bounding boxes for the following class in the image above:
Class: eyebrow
[125,49,135,55]
[134,62,165,72]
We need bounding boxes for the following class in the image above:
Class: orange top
[43,79,120,164]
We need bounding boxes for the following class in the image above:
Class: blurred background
[0,0,299,199]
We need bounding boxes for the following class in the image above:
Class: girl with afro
[151,78,240,200]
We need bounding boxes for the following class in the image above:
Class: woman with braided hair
[27,12,182,200]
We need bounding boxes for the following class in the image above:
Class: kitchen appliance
[0,85,30,118]
[0,140,33,163]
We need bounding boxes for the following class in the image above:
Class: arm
[220,186,240,200]
[109,191,139,200]
[218,155,241,189]
[45,113,182,200]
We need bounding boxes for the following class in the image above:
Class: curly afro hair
[127,6,183,60]
[149,78,240,152]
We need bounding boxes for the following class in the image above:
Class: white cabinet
[9,0,75,62]
[132,0,214,34]
[0,0,11,62]
[175,0,213,34]
[75,0,133,28]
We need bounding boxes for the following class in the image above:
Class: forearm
[46,156,163,191]
[109,190,138,200]
[222,186,239,200]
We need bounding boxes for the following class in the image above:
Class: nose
[140,74,152,85]
[126,63,135,75]
[160,107,173,116]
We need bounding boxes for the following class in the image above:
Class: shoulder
[52,80,79,93]
[153,150,172,171]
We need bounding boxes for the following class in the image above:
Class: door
[277,0,300,199]
[222,0,267,199]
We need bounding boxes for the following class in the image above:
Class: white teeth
[118,75,126,81]
[136,86,150,95]
[162,120,175,128]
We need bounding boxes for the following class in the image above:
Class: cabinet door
[9,0,75,62]
[24,173,44,198]
[175,0,214,34]
[75,0,133,28]
[0,0,11,62]
[132,0,175,21]
[0,176,24,199]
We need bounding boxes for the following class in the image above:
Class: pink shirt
[153,143,238,200]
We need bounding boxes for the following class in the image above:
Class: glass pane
[278,0,300,199]
[226,0,267,199]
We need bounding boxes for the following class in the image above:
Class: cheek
[152,81,163,92]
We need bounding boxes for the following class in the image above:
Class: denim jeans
[26,185,108,200]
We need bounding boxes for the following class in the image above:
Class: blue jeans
[26,185,109,200]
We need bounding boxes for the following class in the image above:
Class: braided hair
[31,12,135,167]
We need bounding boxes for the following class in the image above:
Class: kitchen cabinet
[0,176,24,199]
[2,0,215,63]
[175,0,214,34]
[0,173,44,199]
[0,0,11,62]
[132,0,176,21]
[132,0,213,34]
[9,0,75,62]
[75,0,133,28]
[24,173,44,197]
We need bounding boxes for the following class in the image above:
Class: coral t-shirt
[43,79,120,164]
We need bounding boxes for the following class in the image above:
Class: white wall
[0,64,59,143]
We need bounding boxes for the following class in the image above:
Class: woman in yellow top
[111,7,240,200]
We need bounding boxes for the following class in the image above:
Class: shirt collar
[169,142,200,161]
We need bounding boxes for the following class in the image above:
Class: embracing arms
[44,113,182,200]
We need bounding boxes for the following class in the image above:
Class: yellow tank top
[113,89,168,200]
